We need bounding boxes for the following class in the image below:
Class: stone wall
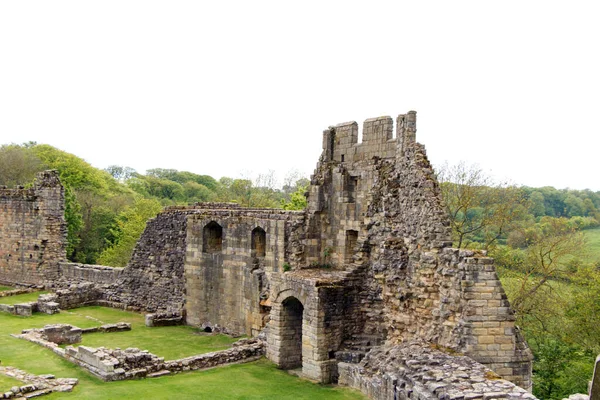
[0,171,66,285]
[338,341,535,400]
[184,207,304,336]
[104,210,189,312]
[356,137,532,389]
[57,263,121,285]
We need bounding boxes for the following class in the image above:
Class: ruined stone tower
[0,171,66,286]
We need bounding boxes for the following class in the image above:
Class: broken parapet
[338,341,537,400]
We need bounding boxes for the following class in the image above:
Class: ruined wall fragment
[0,171,66,285]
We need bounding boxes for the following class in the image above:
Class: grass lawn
[0,374,22,390]
[0,307,366,400]
[0,291,47,305]
[64,306,239,360]
[78,326,237,360]
[0,285,13,292]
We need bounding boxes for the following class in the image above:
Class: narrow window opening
[345,230,358,263]
[341,154,345,162]
[203,221,223,253]
[251,227,266,258]
[347,176,358,203]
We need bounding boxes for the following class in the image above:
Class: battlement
[322,111,417,164]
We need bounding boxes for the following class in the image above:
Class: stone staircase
[335,334,384,364]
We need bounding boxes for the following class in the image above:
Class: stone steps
[335,334,384,364]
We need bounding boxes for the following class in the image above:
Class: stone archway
[278,296,304,369]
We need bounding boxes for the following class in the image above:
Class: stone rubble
[0,364,77,399]
[338,341,536,400]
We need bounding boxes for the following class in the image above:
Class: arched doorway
[279,296,304,369]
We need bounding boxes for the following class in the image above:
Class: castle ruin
[0,111,535,399]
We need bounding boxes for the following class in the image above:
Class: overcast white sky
[1,1,598,190]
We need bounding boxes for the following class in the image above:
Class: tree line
[438,162,600,399]
[0,143,308,267]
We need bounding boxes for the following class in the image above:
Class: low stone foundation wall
[58,263,121,285]
[0,302,37,317]
[15,325,265,382]
[0,288,38,299]
[338,341,537,400]
[0,364,77,399]
[163,339,265,373]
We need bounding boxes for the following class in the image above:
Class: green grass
[0,307,366,400]
[0,285,13,292]
[0,291,47,305]
[77,327,237,360]
[583,227,600,265]
[46,358,365,400]
[0,374,22,390]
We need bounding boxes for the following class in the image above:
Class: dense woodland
[2,143,600,399]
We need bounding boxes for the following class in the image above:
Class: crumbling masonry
[0,111,534,399]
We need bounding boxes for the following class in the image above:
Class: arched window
[251,227,266,258]
[203,221,223,253]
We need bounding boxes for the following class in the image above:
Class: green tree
[105,165,137,181]
[282,184,308,210]
[0,144,43,187]
[183,181,215,202]
[29,144,135,262]
[97,198,163,267]
[529,191,546,218]
[437,162,527,249]
[507,217,585,319]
